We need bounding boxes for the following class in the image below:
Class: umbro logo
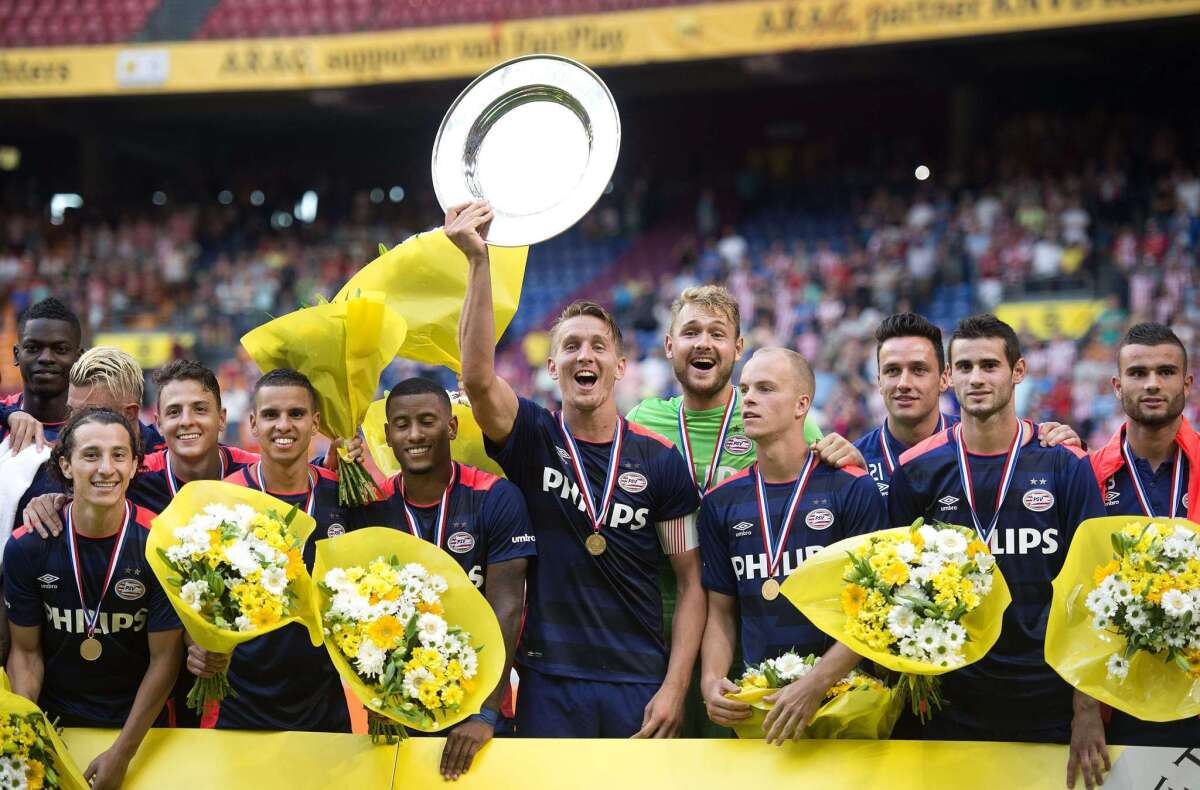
[876,482,890,496]
[938,496,959,511]
[555,446,570,463]
[732,521,753,537]
[37,574,58,588]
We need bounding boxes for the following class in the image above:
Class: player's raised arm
[450,200,520,444]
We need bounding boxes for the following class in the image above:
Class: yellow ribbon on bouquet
[335,231,527,373]
[362,390,505,479]
[312,527,504,732]
[1045,515,1200,722]
[146,481,324,653]
[781,527,1012,675]
[726,680,903,740]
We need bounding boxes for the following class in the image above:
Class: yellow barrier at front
[57,730,1150,789]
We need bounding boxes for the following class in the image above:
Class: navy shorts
[515,666,658,738]
[1106,709,1200,747]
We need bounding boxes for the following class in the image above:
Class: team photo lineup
[1,8,1200,787]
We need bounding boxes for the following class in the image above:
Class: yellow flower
[841,584,867,616]
[417,601,445,616]
[440,685,465,707]
[285,548,305,580]
[26,758,45,790]
[419,681,443,709]
[249,606,278,629]
[881,562,909,586]
[367,615,404,649]
[910,530,925,550]
[967,539,989,558]
[1093,560,1120,587]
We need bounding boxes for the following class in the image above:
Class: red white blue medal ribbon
[557,412,624,536]
[1121,436,1182,519]
[879,413,945,476]
[677,388,738,494]
[165,447,228,498]
[754,452,816,579]
[253,462,316,518]
[66,499,133,640]
[398,462,457,548]
[954,420,1025,542]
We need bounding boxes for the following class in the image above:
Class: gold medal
[585,533,608,556]
[80,636,103,662]
[761,578,781,601]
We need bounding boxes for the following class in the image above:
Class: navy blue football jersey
[888,421,1106,735]
[854,413,958,499]
[1099,451,1190,518]
[3,501,181,727]
[360,462,536,591]
[0,395,65,443]
[485,397,701,683]
[699,462,888,667]
[211,463,356,732]
[128,445,259,513]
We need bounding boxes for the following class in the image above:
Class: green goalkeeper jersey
[626,392,823,490]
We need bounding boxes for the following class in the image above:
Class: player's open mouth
[574,371,598,388]
[406,446,431,457]
[689,358,716,371]
[272,437,296,448]
[177,432,201,442]
[91,481,119,490]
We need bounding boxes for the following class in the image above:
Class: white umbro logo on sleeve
[732,521,753,537]
[938,496,959,511]
[37,574,59,588]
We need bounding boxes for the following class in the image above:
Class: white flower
[180,579,209,611]
[1161,589,1193,618]
[895,541,917,563]
[973,552,996,573]
[1105,653,1130,681]
[915,622,946,652]
[943,622,967,649]
[223,540,262,578]
[1125,606,1150,632]
[459,649,478,678]
[770,652,811,682]
[403,666,435,698]
[887,606,918,638]
[323,568,350,593]
[0,755,29,789]
[235,615,251,631]
[427,574,449,594]
[355,641,387,679]
[934,529,968,556]
[416,613,448,647]
[261,566,288,597]
[1085,590,1117,619]
[918,525,941,548]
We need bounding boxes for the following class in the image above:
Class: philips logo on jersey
[938,496,959,511]
[541,467,649,530]
[731,547,823,581]
[985,528,1059,555]
[42,605,149,635]
[732,521,754,538]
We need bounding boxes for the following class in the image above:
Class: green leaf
[1110,533,1125,557]
[379,243,388,256]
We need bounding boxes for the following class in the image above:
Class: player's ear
[217,407,228,435]
[734,333,745,360]
[547,357,559,381]
[614,354,627,382]
[311,410,321,436]
[1011,357,1027,386]
[57,452,72,482]
[447,414,459,441]
[663,333,674,360]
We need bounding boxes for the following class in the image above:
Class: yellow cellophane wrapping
[0,670,89,790]
[239,292,408,442]
[146,480,324,652]
[312,527,504,732]
[780,526,1012,675]
[362,392,505,479]
[726,680,903,740]
[334,230,527,373]
[1045,515,1200,722]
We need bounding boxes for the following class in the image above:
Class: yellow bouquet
[782,520,1011,722]
[0,672,89,790]
[313,527,504,741]
[362,390,505,479]
[336,231,526,373]
[241,291,408,506]
[147,481,323,714]
[726,651,902,740]
[1046,516,1200,722]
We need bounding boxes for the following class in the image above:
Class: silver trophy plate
[432,54,621,247]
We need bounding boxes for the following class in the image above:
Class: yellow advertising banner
[994,299,1108,341]
[61,728,1199,789]
[2,0,1199,99]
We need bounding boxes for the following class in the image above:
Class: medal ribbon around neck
[880,413,945,476]
[399,462,458,548]
[253,462,316,517]
[557,412,624,539]
[954,419,1026,543]
[754,452,816,581]
[677,388,738,494]
[67,499,133,642]
[1121,435,1182,519]
[165,446,228,498]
